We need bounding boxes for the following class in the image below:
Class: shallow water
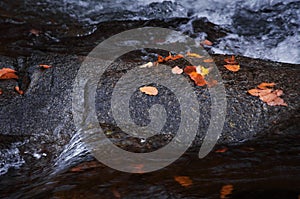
[0,126,299,198]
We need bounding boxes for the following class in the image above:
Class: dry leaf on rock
[220,184,234,199]
[0,68,18,79]
[200,39,213,46]
[171,66,183,74]
[39,64,52,69]
[186,52,203,58]
[139,62,154,68]
[174,176,193,187]
[224,64,240,72]
[15,86,24,95]
[139,86,158,96]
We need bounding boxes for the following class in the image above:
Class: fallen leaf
[111,187,121,199]
[184,65,196,74]
[139,86,158,96]
[224,55,238,65]
[259,92,278,103]
[224,64,240,72]
[247,83,287,106]
[220,184,234,199]
[0,89,2,95]
[203,58,214,63]
[186,52,203,58]
[0,68,18,79]
[257,82,276,89]
[157,53,184,63]
[139,62,154,68]
[184,66,207,86]
[215,147,228,153]
[200,39,213,46]
[39,64,52,69]
[70,161,100,172]
[171,66,183,74]
[196,65,210,76]
[174,176,193,187]
[15,86,24,95]
[247,88,272,97]
[267,97,287,106]
[30,29,41,36]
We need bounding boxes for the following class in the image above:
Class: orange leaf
[220,184,234,199]
[267,96,287,106]
[257,82,276,89]
[139,86,158,96]
[200,39,213,46]
[157,53,184,63]
[247,88,261,96]
[184,65,196,74]
[189,72,206,86]
[15,86,24,95]
[203,58,214,63]
[39,64,52,69]
[224,55,238,65]
[215,147,228,153]
[184,66,207,86]
[224,64,240,72]
[171,66,183,74]
[0,68,18,79]
[259,92,278,103]
[174,176,193,187]
[0,89,2,95]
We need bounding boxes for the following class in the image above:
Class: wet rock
[0,53,299,167]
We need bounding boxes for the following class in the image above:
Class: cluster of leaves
[138,51,216,96]
[248,82,287,106]
[0,64,51,95]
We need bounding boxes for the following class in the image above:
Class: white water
[60,0,300,64]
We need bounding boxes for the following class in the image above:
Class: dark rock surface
[0,52,299,170]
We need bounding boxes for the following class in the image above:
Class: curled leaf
[139,86,158,96]
[171,66,183,74]
[186,52,203,58]
[224,64,240,72]
[139,62,154,68]
[174,176,193,187]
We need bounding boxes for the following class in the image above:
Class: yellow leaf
[186,52,203,58]
[196,65,210,76]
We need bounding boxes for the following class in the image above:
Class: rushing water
[0,0,299,63]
